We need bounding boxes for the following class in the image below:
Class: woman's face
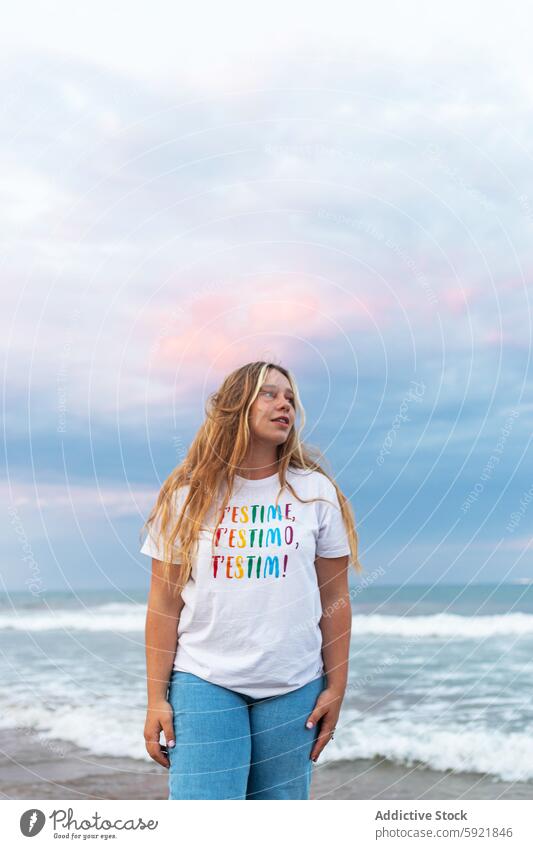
[248,368,296,446]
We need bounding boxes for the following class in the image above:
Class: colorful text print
[211,501,299,579]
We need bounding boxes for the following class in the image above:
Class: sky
[2,0,533,590]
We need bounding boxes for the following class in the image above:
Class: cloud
[1,12,532,590]
[499,536,533,552]
[1,45,530,437]
[5,480,158,521]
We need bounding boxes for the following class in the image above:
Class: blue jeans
[167,670,327,800]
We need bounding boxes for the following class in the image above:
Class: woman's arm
[306,554,351,762]
[144,557,185,768]
[315,553,351,693]
[146,557,185,702]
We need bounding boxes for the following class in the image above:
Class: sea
[1,582,532,784]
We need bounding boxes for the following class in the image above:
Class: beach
[1,729,532,801]
[2,585,533,800]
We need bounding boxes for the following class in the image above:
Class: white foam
[0,699,150,761]
[351,612,533,638]
[0,603,145,632]
[2,606,533,636]
[2,696,532,782]
[322,712,533,782]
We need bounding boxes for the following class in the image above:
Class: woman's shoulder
[287,465,336,493]
[170,483,191,512]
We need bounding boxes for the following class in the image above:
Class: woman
[140,360,362,799]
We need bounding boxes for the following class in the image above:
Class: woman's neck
[235,448,279,480]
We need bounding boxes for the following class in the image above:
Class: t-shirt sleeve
[139,487,187,564]
[315,477,351,558]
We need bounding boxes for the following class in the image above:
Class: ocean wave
[0,603,145,632]
[351,612,533,638]
[1,605,533,636]
[322,713,533,782]
[0,700,148,760]
[1,696,532,782]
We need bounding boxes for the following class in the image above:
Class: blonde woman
[140,360,362,800]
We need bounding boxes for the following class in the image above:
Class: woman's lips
[272,419,290,428]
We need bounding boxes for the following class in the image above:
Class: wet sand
[1,729,531,800]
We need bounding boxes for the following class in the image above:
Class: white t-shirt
[140,466,351,697]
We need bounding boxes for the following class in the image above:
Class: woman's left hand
[306,686,344,762]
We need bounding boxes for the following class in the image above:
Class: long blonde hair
[140,360,362,596]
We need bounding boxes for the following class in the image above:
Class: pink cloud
[440,284,481,314]
[147,278,390,380]
[484,329,504,346]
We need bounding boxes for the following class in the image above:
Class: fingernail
[168,740,175,747]
[306,721,314,728]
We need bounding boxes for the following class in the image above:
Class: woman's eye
[261,389,295,405]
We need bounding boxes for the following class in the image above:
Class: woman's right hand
[144,700,175,769]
